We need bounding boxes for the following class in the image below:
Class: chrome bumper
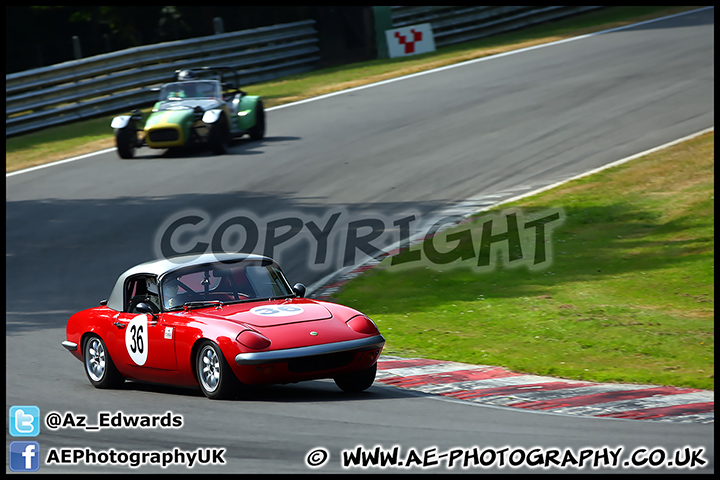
[61,341,78,352]
[235,335,385,366]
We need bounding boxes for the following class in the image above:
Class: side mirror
[135,302,159,321]
[293,283,306,298]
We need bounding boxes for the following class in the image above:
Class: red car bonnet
[178,299,333,328]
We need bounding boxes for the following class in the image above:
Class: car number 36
[250,305,304,317]
[125,315,149,365]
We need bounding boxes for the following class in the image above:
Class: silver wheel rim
[199,345,220,393]
[85,338,106,382]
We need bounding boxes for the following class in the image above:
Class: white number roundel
[125,315,148,365]
[250,305,304,317]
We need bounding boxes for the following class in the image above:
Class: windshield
[160,259,294,310]
[159,81,220,101]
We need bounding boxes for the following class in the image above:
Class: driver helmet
[146,278,159,295]
[176,69,196,81]
[163,279,180,307]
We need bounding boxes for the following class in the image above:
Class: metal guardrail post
[373,6,393,59]
[72,36,82,60]
[214,17,224,35]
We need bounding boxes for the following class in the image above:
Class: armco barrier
[6,7,603,136]
[389,6,603,48]
[6,20,320,136]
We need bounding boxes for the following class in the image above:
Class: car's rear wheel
[83,335,124,389]
[248,101,265,140]
[196,341,239,399]
[334,363,377,393]
[115,121,138,159]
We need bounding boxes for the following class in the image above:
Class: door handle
[113,322,126,329]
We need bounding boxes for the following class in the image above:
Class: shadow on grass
[341,202,713,311]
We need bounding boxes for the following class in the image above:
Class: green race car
[111,67,265,158]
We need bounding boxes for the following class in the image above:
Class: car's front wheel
[208,115,230,155]
[83,335,125,389]
[334,363,377,393]
[115,121,138,159]
[196,341,240,399]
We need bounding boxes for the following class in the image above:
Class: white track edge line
[306,126,714,295]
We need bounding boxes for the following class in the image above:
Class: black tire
[248,101,265,141]
[209,115,230,155]
[334,363,377,393]
[196,341,240,399]
[83,335,125,389]
[115,121,138,159]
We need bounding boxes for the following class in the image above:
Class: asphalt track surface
[6,9,714,473]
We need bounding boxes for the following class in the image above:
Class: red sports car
[62,253,385,399]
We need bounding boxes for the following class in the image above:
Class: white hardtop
[105,253,272,311]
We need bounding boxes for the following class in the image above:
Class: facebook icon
[9,441,40,472]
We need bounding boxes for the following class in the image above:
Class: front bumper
[234,335,385,366]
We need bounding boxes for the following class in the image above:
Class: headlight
[110,115,131,129]
[202,109,222,124]
[236,329,271,350]
[346,315,379,335]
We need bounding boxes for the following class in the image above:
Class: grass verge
[6,6,698,173]
[334,132,714,390]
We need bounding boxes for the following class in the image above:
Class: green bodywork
[145,94,261,138]
[145,106,195,140]
[234,95,262,132]
[112,68,264,156]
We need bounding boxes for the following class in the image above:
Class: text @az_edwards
[45,410,182,431]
